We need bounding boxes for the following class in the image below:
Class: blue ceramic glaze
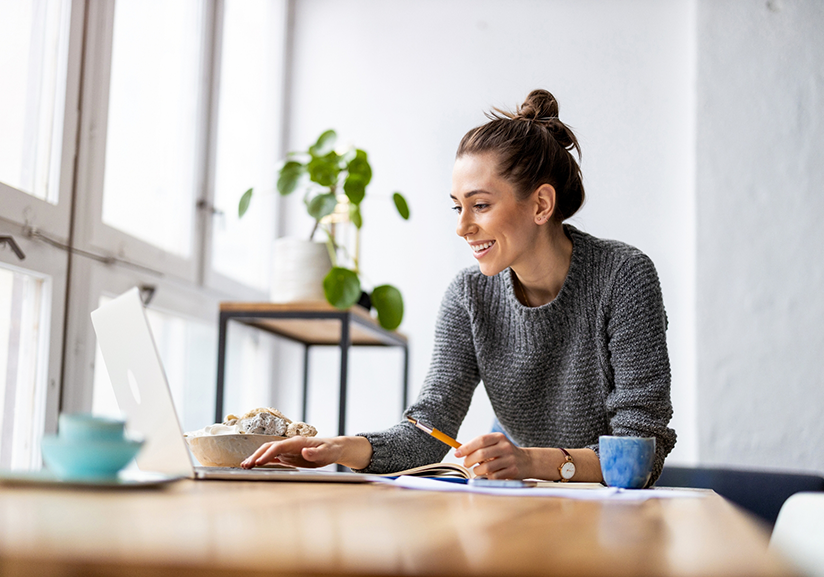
[599,436,656,489]
[41,414,142,480]
[41,437,143,480]
[58,413,127,442]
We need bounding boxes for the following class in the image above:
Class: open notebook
[90,288,376,483]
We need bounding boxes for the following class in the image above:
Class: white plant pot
[269,238,332,303]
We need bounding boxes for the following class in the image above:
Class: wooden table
[216,301,409,435]
[0,480,798,577]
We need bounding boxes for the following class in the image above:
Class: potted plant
[239,129,410,331]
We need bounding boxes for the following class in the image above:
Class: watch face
[560,462,576,480]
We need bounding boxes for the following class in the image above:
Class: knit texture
[356,225,676,483]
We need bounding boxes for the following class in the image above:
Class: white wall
[280,0,699,464]
[696,0,824,473]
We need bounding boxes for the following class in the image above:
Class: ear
[533,184,556,224]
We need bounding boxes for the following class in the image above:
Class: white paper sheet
[386,476,707,500]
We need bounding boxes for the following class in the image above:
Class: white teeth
[471,241,494,252]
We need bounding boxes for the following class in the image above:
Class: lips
[469,240,495,259]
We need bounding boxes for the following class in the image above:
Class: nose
[455,209,476,238]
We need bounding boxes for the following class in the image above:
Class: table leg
[302,345,310,423]
[337,316,351,473]
[215,312,229,424]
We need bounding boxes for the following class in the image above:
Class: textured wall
[696,0,824,473]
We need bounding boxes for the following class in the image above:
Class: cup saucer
[41,436,144,480]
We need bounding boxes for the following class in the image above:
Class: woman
[242,89,677,483]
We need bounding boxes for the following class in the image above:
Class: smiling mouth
[471,240,495,253]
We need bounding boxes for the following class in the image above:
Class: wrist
[338,435,373,470]
[524,447,572,481]
[521,447,538,479]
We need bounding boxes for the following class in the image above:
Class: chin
[477,261,504,277]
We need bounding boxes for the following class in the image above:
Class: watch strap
[558,448,574,482]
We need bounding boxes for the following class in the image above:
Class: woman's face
[451,152,540,277]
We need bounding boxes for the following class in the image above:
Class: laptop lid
[90,288,195,478]
[90,288,378,483]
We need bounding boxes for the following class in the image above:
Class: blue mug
[599,435,656,489]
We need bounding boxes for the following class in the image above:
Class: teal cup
[599,435,656,489]
[58,413,128,442]
[41,413,143,480]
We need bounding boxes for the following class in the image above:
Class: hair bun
[517,89,560,120]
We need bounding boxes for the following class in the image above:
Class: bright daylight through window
[0,0,71,202]
[0,267,50,470]
[101,0,203,257]
[211,0,283,290]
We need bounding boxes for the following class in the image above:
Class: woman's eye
[451,206,462,214]
[473,203,489,211]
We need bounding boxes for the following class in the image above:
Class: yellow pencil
[406,416,462,449]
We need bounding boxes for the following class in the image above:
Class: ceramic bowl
[41,436,144,480]
[185,434,286,467]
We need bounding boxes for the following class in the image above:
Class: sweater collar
[503,224,587,312]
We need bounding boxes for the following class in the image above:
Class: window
[101,0,205,257]
[210,0,285,290]
[0,0,71,203]
[0,0,77,472]
[1,0,289,472]
[0,266,50,470]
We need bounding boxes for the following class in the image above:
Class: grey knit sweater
[357,225,676,483]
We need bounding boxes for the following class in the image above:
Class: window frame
[0,0,87,447]
[200,0,288,301]
[60,0,287,415]
[3,0,290,461]
[0,0,84,245]
[73,0,214,283]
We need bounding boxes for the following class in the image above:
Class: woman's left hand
[455,433,533,479]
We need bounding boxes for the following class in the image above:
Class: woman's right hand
[240,435,373,470]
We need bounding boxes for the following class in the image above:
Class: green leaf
[307,152,340,187]
[392,192,410,220]
[323,267,361,309]
[349,203,363,229]
[346,149,372,185]
[340,147,357,166]
[343,174,367,205]
[371,284,404,330]
[309,129,337,157]
[238,188,253,218]
[307,193,338,221]
[277,161,304,196]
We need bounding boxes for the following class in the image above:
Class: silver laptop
[90,287,376,483]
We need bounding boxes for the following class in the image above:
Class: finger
[244,443,283,468]
[486,464,518,480]
[243,436,316,468]
[241,441,279,468]
[462,440,509,468]
[474,456,516,480]
[454,433,505,459]
[255,442,290,466]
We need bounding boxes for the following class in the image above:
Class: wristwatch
[558,448,575,482]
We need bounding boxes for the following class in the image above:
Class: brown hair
[456,89,585,221]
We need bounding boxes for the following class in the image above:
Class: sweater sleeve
[354,271,481,474]
[600,253,677,485]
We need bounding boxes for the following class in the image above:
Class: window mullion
[196,0,224,289]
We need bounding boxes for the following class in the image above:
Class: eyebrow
[449,190,492,201]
